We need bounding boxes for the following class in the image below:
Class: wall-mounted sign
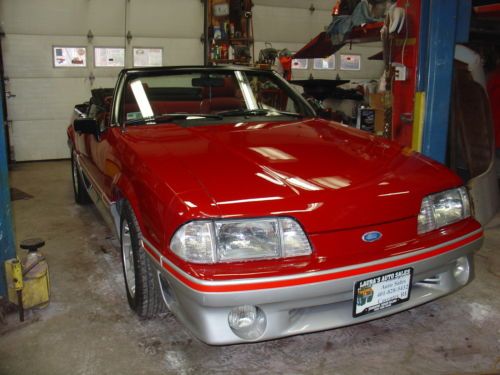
[313,55,335,70]
[133,48,163,67]
[53,47,87,67]
[340,54,361,71]
[95,47,125,67]
[292,58,308,70]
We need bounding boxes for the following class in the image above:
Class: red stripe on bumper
[143,231,483,293]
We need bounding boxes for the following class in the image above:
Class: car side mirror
[73,118,100,139]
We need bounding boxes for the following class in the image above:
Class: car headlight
[170,217,312,263]
[417,187,471,234]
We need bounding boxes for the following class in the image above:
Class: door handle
[5,91,16,99]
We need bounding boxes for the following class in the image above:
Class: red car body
[68,67,483,344]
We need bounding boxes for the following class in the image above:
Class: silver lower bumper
[150,236,482,345]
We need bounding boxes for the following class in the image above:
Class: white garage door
[252,0,384,81]
[253,0,332,51]
[253,0,332,80]
[1,0,203,161]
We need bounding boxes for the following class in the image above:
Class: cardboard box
[370,93,392,135]
[374,109,385,135]
[369,93,385,110]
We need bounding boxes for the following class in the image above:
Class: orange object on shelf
[279,56,292,81]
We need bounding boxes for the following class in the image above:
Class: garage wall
[252,0,384,81]
[1,0,383,161]
[304,42,385,83]
[0,0,204,161]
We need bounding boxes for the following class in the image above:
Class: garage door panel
[91,78,119,90]
[11,120,71,161]
[131,38,203,66]
[87,0,127,36]
[129,0,203,38]
[253,6,326,43]
[3,35,92,79]
[163,39,203,66]
[7,78,90,122]
[0,0,126,37]
[88,37,128,73]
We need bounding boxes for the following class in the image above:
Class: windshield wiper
[125,113,223,125]
[217,109,303,118]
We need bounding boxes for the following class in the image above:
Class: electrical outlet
[393,63,407,81]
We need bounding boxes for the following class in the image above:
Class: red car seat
[201,77,243,113]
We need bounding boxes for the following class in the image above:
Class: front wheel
[120,201,165,318]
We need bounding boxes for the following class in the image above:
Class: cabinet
[204,0,254,65]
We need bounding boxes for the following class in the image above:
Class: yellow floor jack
[4,238,50,321]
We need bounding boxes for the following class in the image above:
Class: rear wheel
[120,200,165,318]
[71,151,91,205]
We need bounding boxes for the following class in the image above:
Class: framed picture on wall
[94,47,125,67]
[53,47,87,67]
[313,55,335,70]
[133,48,163,67]
[340,54,361,71]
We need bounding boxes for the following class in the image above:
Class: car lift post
[0,79,16,298]
[419,0,472,163]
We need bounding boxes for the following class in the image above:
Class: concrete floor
[0,160,499,375]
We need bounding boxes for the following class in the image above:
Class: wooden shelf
[204,0,254,64]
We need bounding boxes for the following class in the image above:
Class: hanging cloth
[326,0,381,45]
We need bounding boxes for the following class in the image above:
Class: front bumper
[144,230,482,345]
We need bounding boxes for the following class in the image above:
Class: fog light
[453,256,470,286]
[228,305,266,340]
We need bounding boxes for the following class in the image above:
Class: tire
[71,151,91,205]
[120,200,165,318]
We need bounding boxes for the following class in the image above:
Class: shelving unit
[204,0,254,65]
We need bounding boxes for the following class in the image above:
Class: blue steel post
[0,81,16,298]
[421,0,471,163]
[456,0,472,44]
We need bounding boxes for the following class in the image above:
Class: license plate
[353,268,413,317]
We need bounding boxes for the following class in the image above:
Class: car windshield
[120,69,315,126]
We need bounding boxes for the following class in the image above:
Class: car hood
[123,119,462,233]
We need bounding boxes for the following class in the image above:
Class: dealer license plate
[353,268,413,317]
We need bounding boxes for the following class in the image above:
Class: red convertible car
[68,66,483,345]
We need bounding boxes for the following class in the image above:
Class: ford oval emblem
[362,231,382,243]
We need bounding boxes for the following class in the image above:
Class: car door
[83,97,119,203]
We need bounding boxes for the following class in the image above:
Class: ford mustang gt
[67,66,483,344]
